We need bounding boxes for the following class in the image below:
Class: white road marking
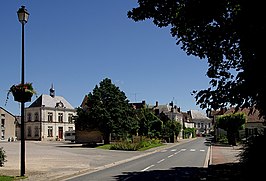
[157,159,165,163]
[171,149,177,151]
[168,154,174,158]
[190,149,196,151]
[141,165,155,172]
[174,149,186,154]
[160,150,167,152]
[200,149,205,152]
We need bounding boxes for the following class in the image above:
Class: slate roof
[28,94,74,109]
[190,110,211,121]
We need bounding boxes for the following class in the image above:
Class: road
[66,137,210,181]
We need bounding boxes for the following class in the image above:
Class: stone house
[0,107,17,141]
[24,86,76,141]
[188,110,212,136]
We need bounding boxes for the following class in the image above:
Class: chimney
[141,100,146,107]
[155,101,158,107]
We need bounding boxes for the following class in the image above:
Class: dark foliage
[239,134,266,180]
[76,78,138,144]
[0,147,7,167]
[128,0,266,119]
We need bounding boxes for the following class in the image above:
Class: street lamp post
[17,5,29,177]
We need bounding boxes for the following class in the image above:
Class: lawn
[0,175,26,181]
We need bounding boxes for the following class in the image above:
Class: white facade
[189,110,212,136]
[25,93,76,141]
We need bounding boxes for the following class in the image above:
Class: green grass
[0,175,26,181]
[96,142,164,151]
[96,144,112,150]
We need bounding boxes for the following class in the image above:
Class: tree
[128,0,266,119]
[135,107,162,138]
[77,78,138,144]
[216,112,246,145]
[162,119,181,143]
[158,112,181,142]
[0,147,7,167]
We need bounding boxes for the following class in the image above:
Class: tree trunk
[227,131,237,146]
[103,133,110,144]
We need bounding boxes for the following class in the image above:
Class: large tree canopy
[128,0,266,119]
[216,112,246,145]
[77,78,138,144]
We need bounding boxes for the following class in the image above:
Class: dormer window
[56,101,64,108]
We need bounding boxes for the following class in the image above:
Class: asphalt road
[65,138,210,181]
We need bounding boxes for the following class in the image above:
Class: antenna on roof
[50,83,55,98]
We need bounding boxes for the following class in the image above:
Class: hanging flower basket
[6,82,37,103]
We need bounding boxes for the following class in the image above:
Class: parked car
[64,130,75,142]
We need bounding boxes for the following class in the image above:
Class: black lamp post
[17,5,29,177]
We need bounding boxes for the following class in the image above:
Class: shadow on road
[113,163,243,181]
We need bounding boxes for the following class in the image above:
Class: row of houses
[1,86,265,142]
[131,100,213,139]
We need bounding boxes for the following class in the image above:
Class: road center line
[141,164,155,172]
[157,159,165,163]
[168,154,174,158]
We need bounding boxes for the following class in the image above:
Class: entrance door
[58,127,63,139]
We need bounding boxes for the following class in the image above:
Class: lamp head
[17,5,29,24]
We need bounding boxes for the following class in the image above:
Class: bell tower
[50,84,55,98]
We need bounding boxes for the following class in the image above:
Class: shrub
[110,138,162,151]
[0,147,7,167]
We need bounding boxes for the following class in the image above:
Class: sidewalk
[210,144,242,165]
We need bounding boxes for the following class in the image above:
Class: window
[48,126,53,137]
[48,112,53,122]
[34,112,39,121]
[68,114,73,123]
[68,127,73,131]
[27,126,32,137]
[34,126,39,137]
[1,119,5,128]
[198,123,200,128]
[27,113,32,122]
[58,113,63,123]
[201,123,204,128]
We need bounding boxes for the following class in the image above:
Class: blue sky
[1,1,210,116]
